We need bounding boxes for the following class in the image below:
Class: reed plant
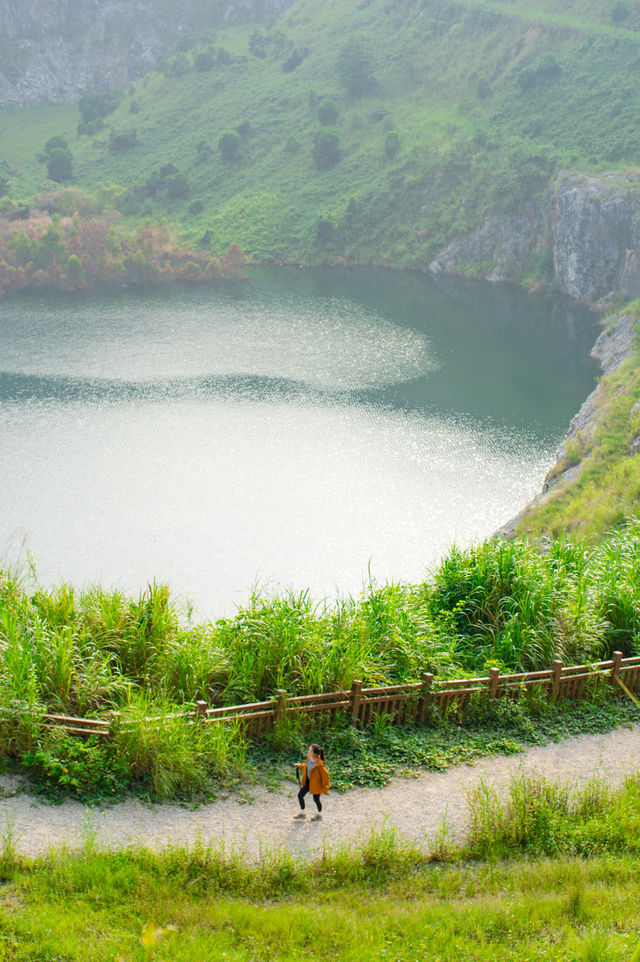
[2,522,640,799]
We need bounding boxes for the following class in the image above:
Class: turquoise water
[0,268,599,617]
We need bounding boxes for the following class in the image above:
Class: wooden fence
[33,651,640,741]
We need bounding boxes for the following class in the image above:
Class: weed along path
[2,725,640,860]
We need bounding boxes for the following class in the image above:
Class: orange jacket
[297,755,330,795]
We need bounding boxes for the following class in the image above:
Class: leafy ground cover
[2,767,640,960]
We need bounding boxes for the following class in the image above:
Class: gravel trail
[1,725,639,860]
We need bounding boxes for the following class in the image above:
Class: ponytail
[311,743,325,762]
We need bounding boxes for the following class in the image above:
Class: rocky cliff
[0,0,293,106]
[430,171,640,305]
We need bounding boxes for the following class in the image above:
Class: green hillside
[3,0,640,268]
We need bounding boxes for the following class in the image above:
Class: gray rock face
[430,171,640,304]
[553,173,640,301]
[0,0,294,106]
[428,201,548,283]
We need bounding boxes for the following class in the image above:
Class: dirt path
[1,725,639,860]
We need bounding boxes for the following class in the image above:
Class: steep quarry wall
[430,171,640,305]
[0,0,294,106]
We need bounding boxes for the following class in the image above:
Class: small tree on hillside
[384,130,400,160]
[219,130,241,164]
[47,147,73,182]
[337,39,376,98]
[312,131,341,170]
[195,46,217,71]
[40,137,73,183]
[318,98,338,125]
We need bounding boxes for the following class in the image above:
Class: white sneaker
[293,812,306,820]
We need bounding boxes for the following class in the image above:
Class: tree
[40,137,73,183]
[611,0,631,21]
[312,131,341,170]
[66,254,85,286]
[249,31,267,58]
[164,174,190,199]
[196,140,213,163]
[218,130,241,164]
[78,91,122,124]
[46,148,73,182]
[337,39,376,98]
[109,129,139,152]
[384,130,400,160]
[282,48,306,73]
[195,46,216,71]
[318,98,338,125]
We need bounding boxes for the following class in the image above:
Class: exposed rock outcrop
[0,0,294,106]
[430,171,640,304]
[428,201,548,284]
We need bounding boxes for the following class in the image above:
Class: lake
[0,268,599,618]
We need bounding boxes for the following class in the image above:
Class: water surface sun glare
[0,269,599,617]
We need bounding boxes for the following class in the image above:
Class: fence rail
[7,651,640,742]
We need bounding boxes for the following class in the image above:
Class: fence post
[350,679,362,725]
[611,650,623,686]
[196,700,208,722]
[275,689,287,722]
[108,711,121,738]
[551,659,563,703]
[419,672,433,724]
[488,667,500,700]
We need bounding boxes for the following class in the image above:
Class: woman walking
[294,744,330,820]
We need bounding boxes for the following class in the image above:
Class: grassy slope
[4,0,640,270]
[518,307,640,539]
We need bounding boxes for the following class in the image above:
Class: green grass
[518,307,640,540]
[4,768,640,959]
[5,0,640,269]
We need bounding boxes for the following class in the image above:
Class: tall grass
[3,523,640,715]
[466,769,640,859]
[2,522,640,798]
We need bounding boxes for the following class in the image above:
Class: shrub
[318,98,338,125]
[611,0,631,21]
[46,147,73,183]
[218,130,241,164]
[285,134,302,154]
[169,52,191,77]
[188,200,204,215]
[164,173,190,200]
[282,47,306,72]
[337,38,376,98]
[78,90,122,125]
[195,46,216,71]
[195,140,213,163]
[384,130,400,159]
[312,131,341,170]
[249,30,267,58]
[109,129,139,152]
[316,215,336,246]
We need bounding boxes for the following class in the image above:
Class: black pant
[298,784,322,812]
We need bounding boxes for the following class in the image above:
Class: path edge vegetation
[3,766,640,959]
